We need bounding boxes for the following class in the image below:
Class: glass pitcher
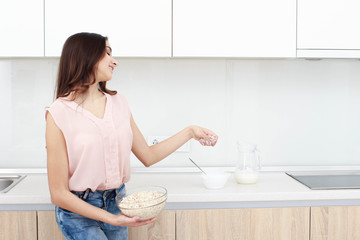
[234,142,261,184]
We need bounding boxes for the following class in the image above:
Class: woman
[45,32,218,240]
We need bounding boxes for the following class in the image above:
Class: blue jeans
[55,184,128,240]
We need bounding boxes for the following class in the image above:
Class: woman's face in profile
[95,41,118,83]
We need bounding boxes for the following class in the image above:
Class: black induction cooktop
[286,172,360,190]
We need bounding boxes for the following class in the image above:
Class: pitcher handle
[255,147,261,170]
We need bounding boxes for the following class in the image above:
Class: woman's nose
[113,58,118,66]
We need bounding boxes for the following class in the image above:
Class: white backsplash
[1,58,360,168]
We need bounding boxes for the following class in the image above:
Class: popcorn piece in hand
[199,135,217,146]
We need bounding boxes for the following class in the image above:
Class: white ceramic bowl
[116,186,167,220]
[201,169,230,189]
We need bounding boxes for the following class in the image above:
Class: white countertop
[2,171,360,210]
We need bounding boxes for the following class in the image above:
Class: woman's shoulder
[45,98,71,125]
[107,92,129,104]
[47,97,76,115]
[106,93,131,113]
[48,97,68,109]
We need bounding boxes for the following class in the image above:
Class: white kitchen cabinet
[297,0,360,58]
[45,0,171,57]
[0,0,44,57]
[173,0,296,58]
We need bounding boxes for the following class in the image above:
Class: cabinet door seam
[36,211,39,240]
[309,207,312,240]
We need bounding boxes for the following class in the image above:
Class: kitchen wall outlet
[147,136,190,152]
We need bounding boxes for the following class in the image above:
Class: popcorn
[199,135,217,146]
[118,190,167,220]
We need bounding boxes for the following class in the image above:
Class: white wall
[1,58,360,168]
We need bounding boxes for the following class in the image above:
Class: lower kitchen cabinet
[0,211,37,240]
[176,207,310,240]
[5,206,360,239]
[36,210,175,240]
[128,210,175,240]
[37,211,65,240]
[310,206,360,240]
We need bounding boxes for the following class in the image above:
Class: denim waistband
[71,184,125,201]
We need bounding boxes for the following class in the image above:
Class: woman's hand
[191,126,218,146]
[111,214,156,227]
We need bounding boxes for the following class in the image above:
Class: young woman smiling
[45,32,218,240]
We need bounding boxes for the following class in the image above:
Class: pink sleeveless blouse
[47,93,133,191]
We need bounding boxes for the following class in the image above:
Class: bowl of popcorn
[116,186,167,220]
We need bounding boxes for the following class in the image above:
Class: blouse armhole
[45,103,64,132]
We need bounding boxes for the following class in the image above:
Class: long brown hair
[55,32,116,99]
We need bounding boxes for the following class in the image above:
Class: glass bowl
[116,186,167,220]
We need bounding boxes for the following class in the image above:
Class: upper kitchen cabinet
[297,0,360,58]
[45,0,171,57]
[0,0,44,57]
[173,0,296,58]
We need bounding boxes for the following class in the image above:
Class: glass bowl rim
[116,185,167,204]
[119,198,167,210]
